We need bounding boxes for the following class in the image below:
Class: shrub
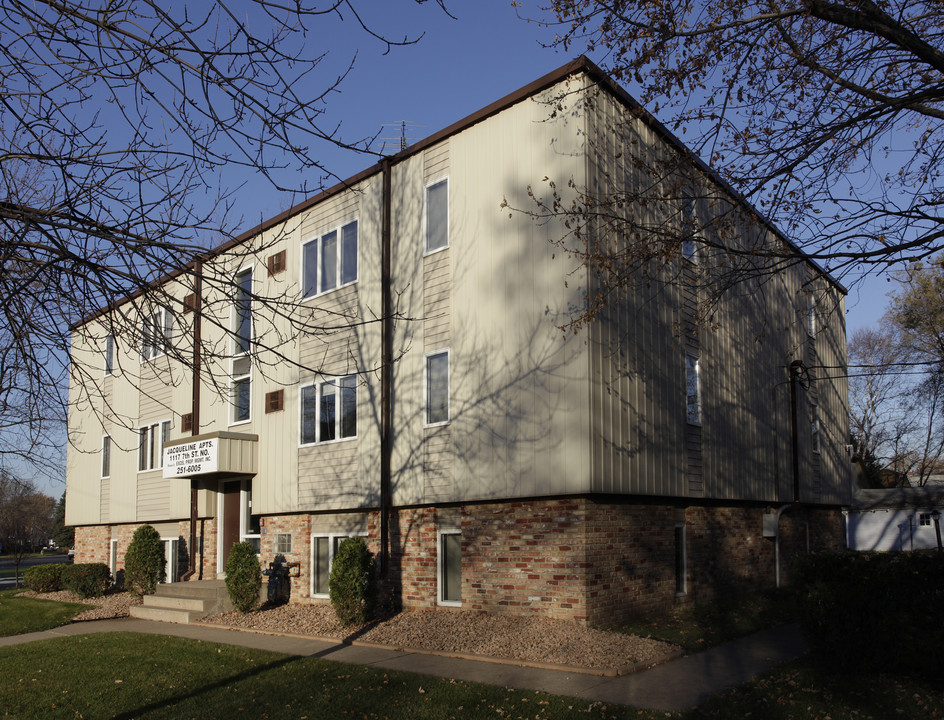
[329,536,377,626]
[795,551,944,676]
[24,563,67,593]
[225,541,262,613]
[124,525,165,596]
[61,563,111,598]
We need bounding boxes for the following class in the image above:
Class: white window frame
[161,537,179,584]
[424,177,449,255]
[424,349,450,427]
[140,307,172,363]
[230,359,252,426]
[101,435,111,478]
[274,533,293,554]
[242,484,261,554]
[232,266,254,355]
[230,266,253,425]
[309,532,368,597]
[299,375,358,446]
[437,528,462,606]
[302,219,358,300]
[104,334,114,376]
[109,538,119,580]
[919,512,932,527]
[138,419,171,472]
[686,355,702,426]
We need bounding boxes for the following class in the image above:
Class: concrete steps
[130,579,233,624]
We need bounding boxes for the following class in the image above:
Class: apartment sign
[163,438,219,478]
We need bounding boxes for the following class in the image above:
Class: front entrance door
[221,480,241,570]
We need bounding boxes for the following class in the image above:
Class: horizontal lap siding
[136,471,171,520]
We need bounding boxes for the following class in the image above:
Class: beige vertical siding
[583,82,849,505]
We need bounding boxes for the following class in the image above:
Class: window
[243,484,261,553]
[310,533,366,596]
[303,220,358,298]
[109,539,118,580]
[141,308,172,362]
[425,178,448,253]
[425,351,450,426]
[807,292,817,337]
[231,356,251,424]
[438,529,461,605]
[274,533,292,554]
[686,355,702,426]
[231,268,252,424]
[161,538,179,583]
[101,436,111,478]
[138,420,171,472]
[300,375,357,445]
[811,403,821,454]
[104,334,114,376]
[675,523,687,596]
[919,513,932,527]
[681,193,698,264]
[233,268,253,355]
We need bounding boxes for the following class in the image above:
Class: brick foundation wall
[74,525,110,565]
[74,499,845,625]
[384,499,844,625]
[73,517,220,582]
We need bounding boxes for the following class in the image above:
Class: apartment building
[66,57,850,624]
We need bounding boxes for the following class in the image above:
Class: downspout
[789,360,803,503]
[182,262,202,582]
[380,158,393,579]
[774,360,805,588]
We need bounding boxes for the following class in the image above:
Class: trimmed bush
[329,536,377,626]
[61,563,111,598]
[795,551,944,676]
[124,525,165,596]
[24,563,67,593]
[225,541,262,613]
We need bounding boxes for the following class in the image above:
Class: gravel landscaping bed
[199,603,680,671]
[18,589,679,671]
[20,589,141,621]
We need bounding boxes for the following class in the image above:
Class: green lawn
[0,589,88,637]
[1,632,941,719]
[0,632,661,720]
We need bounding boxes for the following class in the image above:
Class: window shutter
[183,293,197,314]
[268,250,286,276]
[265,389,284,414]
[181,413,193,433]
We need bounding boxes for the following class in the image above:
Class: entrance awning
[162,431,258,479]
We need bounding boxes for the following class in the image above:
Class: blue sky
[229,0,889,335]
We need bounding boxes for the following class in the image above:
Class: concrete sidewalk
[0,618,807,712]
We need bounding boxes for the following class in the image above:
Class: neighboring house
[66,57,850,625]
[845,488,944,552]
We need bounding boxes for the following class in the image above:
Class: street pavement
[0,618,807,712]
